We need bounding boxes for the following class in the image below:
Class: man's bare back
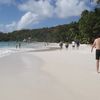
[92,38,100,50]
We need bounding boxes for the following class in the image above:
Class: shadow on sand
[28,47,61,52]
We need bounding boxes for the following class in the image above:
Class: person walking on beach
[59,41,63,49]
[72,41,75,48]
[65,42,69,49]
[76,40,80,49]
[91,35,100,73]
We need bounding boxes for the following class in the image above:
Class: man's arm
[91,40,96,52]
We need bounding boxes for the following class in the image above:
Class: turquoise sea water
[0,41,16,48]
[0,41,32,48]
[0,41,47,48]
[0,41,47,58]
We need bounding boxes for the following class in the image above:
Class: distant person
[65,42,69,49]
[23,39,27,42]
[72,41,75,48]
[19,42,21,48]
[91,35,100,73]
[59,41,63,49]
[16,44,18,49]
[76,40,80,49]
[28,37,31,43]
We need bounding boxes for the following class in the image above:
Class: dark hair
[96,34,100,38]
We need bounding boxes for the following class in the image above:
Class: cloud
[16,0,54,30]
[17,12,39,30]
[0,22,17,32]
[18,0,91,18]
[16,0,91,30]
[0,0,95,32]
[55,0,91,18]
[0,12,40,32]
[18,0,54,18]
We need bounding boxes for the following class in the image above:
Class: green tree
[79,8,100,43]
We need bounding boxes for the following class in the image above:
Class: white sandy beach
[0,44,100,100]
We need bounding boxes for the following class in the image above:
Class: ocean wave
[0,49,15,58]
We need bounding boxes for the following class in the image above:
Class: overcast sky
[0,0,96,32]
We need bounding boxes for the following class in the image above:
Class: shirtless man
[91,36,100,73]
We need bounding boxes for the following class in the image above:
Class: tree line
[0,8,100,44]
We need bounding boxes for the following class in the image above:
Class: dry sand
[0,44,100,100]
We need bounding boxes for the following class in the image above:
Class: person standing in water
[91,35,100,73]
[19,42,21,48]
